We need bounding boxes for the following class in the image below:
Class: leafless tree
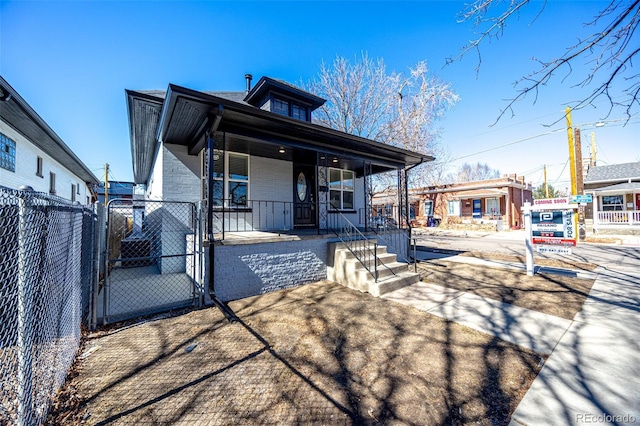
[306,53,459,187]
[449,0,640,122]
[446,162,501,183]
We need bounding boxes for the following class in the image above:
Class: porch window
[329,168,354,210]
[447,200,460,216]
[485,197,500,216]
[212,151,249,207]
[601,195,623,211]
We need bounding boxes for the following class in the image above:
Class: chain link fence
[0,185,97,426]
[100,199,202,325]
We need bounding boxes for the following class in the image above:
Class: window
[424,200,434,217]
[447,200,460,216]
[49,172,56,195]
[601,195,623,211]
[0,132,16,172]
[212,151,249,207]
[71,184,76,202]
[485,197,500,216]
[77,183,81,195]
[273,98,289,116]
[329,168,354,210]
[272,97,309,121]
[36,156,43,177]
[292,104,307,120]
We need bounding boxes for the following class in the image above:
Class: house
[0,76,99,202]
[123,75,430,308]
[397,175,533,231]
[584,161,640,234]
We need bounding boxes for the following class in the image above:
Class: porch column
[317,152,329,233]
[593,194,600,229]
[363,162,372,231]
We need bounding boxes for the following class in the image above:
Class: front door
[294,164,316,228]
[472,199,482,219]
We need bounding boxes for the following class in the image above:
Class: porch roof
[127,83,432,185]
[449,189,507,200]
[588,182,640,195]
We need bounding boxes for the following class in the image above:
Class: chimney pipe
[245,74,252,94]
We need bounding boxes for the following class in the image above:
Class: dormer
[243,75,325,122]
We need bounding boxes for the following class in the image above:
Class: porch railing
[370,217,417,273]
[596,210,640,226]
[327,209,380,282]
[211,199,294,238]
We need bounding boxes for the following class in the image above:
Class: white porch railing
[596,210,640,226]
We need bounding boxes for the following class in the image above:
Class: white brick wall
[0,119,92,203]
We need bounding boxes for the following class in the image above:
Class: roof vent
[245,74,253,94]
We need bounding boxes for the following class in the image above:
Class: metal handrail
[370,217,417,273]
[328,209,379,282]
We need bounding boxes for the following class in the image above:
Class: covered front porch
[588,183,640,234]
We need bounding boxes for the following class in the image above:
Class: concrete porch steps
[327,241,420,297]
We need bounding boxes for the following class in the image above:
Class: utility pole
[565,107,579,243]
[590,132,597,167]
[104,163,109,204]
[575,129,586,241]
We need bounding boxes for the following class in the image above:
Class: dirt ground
[45,255,595,425]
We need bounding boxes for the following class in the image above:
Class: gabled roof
[127,80,431,185]
[0,76,99,185]
[584,162,640,184]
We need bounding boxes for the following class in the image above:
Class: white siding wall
[145,144,164,200]
[0,119,92,203]
[162,143,200,203]
[250,156,292,202]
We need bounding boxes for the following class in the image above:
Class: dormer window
[292,104,307,121]
[273,98,289,116]
[271,97,309,121]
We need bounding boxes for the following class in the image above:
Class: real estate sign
[531,209,575,244]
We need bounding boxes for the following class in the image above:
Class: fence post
[17,186,34,426]
[90,202,104,330]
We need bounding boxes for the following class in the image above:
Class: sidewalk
[414,227,640,246]
[384,251,640,425]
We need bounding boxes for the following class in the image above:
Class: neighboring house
[125,75,430,303]
[0,76,99,202]
[96,180,135,204]
[398,175,532,231]
[584,161,640,234]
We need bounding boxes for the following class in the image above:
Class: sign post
[523,202,534,276]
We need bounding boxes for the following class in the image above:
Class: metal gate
[100,199,202,324]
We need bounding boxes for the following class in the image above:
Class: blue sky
[2,0,638,191]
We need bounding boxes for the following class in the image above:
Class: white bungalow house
[584,161,640,234]
[0,76,99,201]
[124,75,430,308]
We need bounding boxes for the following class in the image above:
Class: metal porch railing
[327,210,381,282]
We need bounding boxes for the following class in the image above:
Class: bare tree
[449,0,640,122]
[306,53,459,188]
[446,162,501,183]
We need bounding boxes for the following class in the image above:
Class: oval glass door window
[297,172,307,201]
